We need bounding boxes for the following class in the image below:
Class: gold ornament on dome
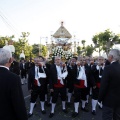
[50,22,73,60]
[53,22,72,39]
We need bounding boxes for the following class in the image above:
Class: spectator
[98,49,120,120]
[0,48,28,120]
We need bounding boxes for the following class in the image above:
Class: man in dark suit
[28,57,49,117]
[91,56,105,115]
[72,58,90,118]
[66,57,77,104]
[49,56,68,118]
[10,57,20,75]
[0,48,28,120]
[20,59,27,85]
[98,49,120,120]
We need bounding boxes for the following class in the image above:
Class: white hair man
[0,48,28,120]
[98,49,120,120]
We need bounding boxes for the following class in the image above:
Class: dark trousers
[103,106,120,120]
[67,80,74,93]
[44,83,48,94]
[74,87,87,102]
[92,87,99,100]
[52,87,66,103]
[30,85,45,103]
[21,69,26,79]
[86,87,90,95]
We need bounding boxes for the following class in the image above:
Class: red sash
[74,80,86,88]
[54,79,64,88]
[34,79,38,86]
[96,82,100,88]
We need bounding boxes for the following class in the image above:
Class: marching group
[1,48,120,120]
[10,54,106,118]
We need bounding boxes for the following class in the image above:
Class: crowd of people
[0,48,120,120]
[26,55,109,118]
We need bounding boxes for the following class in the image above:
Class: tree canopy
[92,29,120,56]
[0,29,120,60]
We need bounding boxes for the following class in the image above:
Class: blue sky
[0,0,120,45]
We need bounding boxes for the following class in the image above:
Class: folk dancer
[66,57,77,105]
[72,60,88,118]
[27,57,49,117]
[91,56,105,115]
[49,56,68,118]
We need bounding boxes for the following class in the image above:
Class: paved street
[22,84,102,120]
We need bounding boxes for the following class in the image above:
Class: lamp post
[74,41,76,53]
[51,35,54,53]
[73,35,77,53]
[45,37,49,57]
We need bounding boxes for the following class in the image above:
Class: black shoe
[92,110,96,115]
[81,107,89,112]
[27,113,33,118]
[72,112,78,118]
[49,113,54,118]
[41,110,46,114]
[62,109,68,114]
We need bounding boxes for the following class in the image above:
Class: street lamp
[73,35,77,53]
[50,35,54,53]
